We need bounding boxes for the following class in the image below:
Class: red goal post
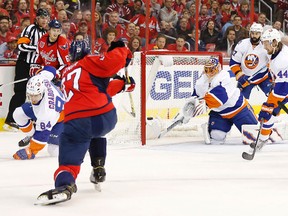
[109,51,223,146]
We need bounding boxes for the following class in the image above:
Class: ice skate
[250,139,268,151]
[90,166,106,192]
[18,136,32,147]
[35,183,77,205]
[3,122,19,132]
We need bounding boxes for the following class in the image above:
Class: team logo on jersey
[40,41,45,48]
[60,43,68,50]
[244,54,259,69]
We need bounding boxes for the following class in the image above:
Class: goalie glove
[179,97,207,124]
[29,64,42,77]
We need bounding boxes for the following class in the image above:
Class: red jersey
[61,46,131,122]
[36,33,70,74]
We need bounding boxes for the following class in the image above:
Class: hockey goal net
[108,51,223,145]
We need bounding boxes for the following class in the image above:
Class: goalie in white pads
[178,57,259,144]
[12,66,65,160]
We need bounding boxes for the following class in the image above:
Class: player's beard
[250,37,260,45]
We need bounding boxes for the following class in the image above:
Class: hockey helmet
[250,22,263,34]
[204,57,220,78]
[27,76,45,96]
[36,8,49,17]
[69,40,91,62]
[261,28,281,44]
[48,19,62,29]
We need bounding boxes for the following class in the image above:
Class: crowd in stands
[0,0,287,63]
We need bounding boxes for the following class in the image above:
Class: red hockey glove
[113,75,136,93]
[258,102,274,122]
[29,64,42,77]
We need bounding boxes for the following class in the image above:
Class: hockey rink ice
[0,131,288,216]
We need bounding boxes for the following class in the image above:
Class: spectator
[130,5,160,43]
[176,17,191,40]
[231,0,241,12]
[78,20,90,46]
[57,9,68,24]
[160,20,178,45]
[187,28,206,51]
[225,15,249,44]
[187,2,196,27]
[61,19,73,43]
[127,35,142,54]
[0,16,13,45]
[257,12,268,28]
[45,3,54,20]
[73,32,84,42]
[70,10,83,36]
[200,19,220,51]
[106,0,132,23]
[274,0,288,23]
[14,0,29,27]
[216,28,236,57]
[0,35,18,64]
[13,16,30,38]
[167,35,188,51]
[151,0,161,19]
[221,11,237,37]
[148,34,167,50]
[38,0,48,9]
[238,1,257,28]
[94,11,103,39]
[3,0,14,18]
[198,4,212,31]
[221,0,233,27]
[172,0,186,17]
[159,0,178,28]
[53,0,68,20]
[120,22,136,44]
[263,20,285,38]
[94,27,117,54]
[129,0,143,17]
[102,11,126,40]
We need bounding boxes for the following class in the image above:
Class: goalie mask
[204,57,220,79]
[26,76,45,104]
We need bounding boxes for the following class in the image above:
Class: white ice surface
[0,132,288,216]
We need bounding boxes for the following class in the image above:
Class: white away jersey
[32,79,65,132]
[194,70,248,118]
[231,38,270,76]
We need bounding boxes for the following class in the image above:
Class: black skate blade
[242,152,254,160]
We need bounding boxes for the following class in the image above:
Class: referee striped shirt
[18,23,46,64]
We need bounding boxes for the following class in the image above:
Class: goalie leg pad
[210,129,227,145]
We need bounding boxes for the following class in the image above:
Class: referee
[3,8,49,131]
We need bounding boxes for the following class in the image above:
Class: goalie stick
[242,120,264,161]
[157,114,184,139]
[0,78,28,88]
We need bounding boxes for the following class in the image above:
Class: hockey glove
[13,148,35,160]
[236,72,250,89]
[29,64,42,77]
[107,40,125,52]
[114,75,136,93]
[258,102,274,122]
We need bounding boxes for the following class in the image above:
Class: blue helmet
[48,19,62,29]
[69,40,91,62]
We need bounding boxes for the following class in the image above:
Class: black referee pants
[5,60,30,123]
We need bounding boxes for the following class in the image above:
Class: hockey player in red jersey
[35,40,134,205]
[30,19,71,78]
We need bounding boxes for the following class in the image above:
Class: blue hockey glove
[13,148,35,160]
[258,102,274,122]
[236,72,250,89]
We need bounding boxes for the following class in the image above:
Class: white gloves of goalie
[174,96,207,124]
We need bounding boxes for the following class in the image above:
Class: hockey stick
[125,67,136,117]
[242,120,264,160]
[0,78,28,88]
[278,101,288,114]
[157,114,184,139]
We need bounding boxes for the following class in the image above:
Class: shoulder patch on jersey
[39,41,45,48]
[60,43,68,50]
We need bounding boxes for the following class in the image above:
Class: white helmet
[250,22,263,34]
[261,28,281,43]
[26,75,45,96]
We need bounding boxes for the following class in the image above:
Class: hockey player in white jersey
[13,66,65,160]
[255,28,288,150]
[230,22,272,99]
[177,57,258,144]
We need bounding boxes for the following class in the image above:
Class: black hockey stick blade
[242,151,255,160]
[278,101,288,114]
